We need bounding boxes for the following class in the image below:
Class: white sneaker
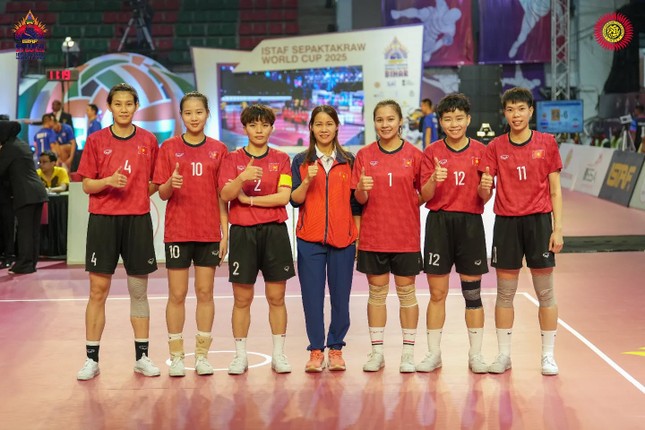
[541,355,559,376]
[416,353,442,372]
[195,356,214,376]
[362,352,385,372]
[169,355,185,377]
[77,358,100,380]
[271,354,292,374]
[399,353,416,373]
[488,354,512,374]
[468,354,488,374]
[134,354,161,377]
[228,354,248,375]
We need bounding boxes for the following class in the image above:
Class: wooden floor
[0,189,644,429]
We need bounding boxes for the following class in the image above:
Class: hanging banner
[194,25,423,149]
[383,0,474,66]
[479,0,551,64]
[598,151,645,207]
[501,63,546,101]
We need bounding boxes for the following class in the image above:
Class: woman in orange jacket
[291,105,361,372]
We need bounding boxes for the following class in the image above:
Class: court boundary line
[1,291,643,394]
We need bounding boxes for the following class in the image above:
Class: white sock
[272,334,286,357]
[234,338,247,357]
[541,330,556,356]
[168,333,182,341]
[467,328,484,357]
[369,327,385,353]
[402,329,417,354]
[496,328,512,357]
[197,331,211,338]
[426,329,442,355]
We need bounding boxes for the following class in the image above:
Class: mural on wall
[501,63,546,101]
[383,0,474,66]
[18,53,194,148]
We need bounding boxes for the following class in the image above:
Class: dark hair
[373,99,403,121]
[304,105,353,165]
[88,104,98,115]
[41,113,54,123]
[422,98,433,108]
[180,91,210,113]
[107,83,139,105]
[240,104,275,126]
[501,87,534,109]
[40,150,57,162]
[436,93,471,119]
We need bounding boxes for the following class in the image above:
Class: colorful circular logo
[594,13,633,51]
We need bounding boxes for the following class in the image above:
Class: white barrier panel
[572,146,615,196]
[559,143,581,190]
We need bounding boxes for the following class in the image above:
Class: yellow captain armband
[278,174,292,188]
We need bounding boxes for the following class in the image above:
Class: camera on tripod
[118,0,155,52]
[129,0,151,18]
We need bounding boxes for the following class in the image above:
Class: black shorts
[86,213,157,275]
[228,222,295,284]
[356,250,422,277]
[491,213,555,270]
[165,242,221,269]
[424,211,488,276]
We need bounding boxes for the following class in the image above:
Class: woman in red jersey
[479,87,563,376]
[219,104,295,375]
[154,92,229,377]
[76,83,160,380]
[291,105,361,372]
[351,99,424,373]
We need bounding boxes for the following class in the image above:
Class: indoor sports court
[1,188,643,429]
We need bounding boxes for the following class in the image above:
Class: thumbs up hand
[306,163,319,182]
[479,166,493,191]
[109,166,127,188]
[239,157,263,182]
[171,162,183,189]
[357,167,374,192]
[432,157,448,182]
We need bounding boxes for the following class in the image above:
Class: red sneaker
[305,350,325,373]
[328,349,346,371]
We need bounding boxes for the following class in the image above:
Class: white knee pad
[496,277,518,308]
[396,284,418,308]
[368,284,389,306]
[127,275,150,318]
[532,273,556,307]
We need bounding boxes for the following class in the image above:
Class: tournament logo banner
[628,158,645,211]
[594,12,634,51]
[598,151,645,207]
[478,0,550,64]
[13,10,46,61]
[383,0,474,66]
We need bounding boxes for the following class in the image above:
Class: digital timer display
[46,69,79,81]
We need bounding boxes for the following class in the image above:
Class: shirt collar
[315,146,335,160]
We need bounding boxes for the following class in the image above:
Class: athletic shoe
[468,354,488,374]
[488,354,512,374]
[416,353,442,372]
[77,358,100,380]
[272,354,292,374]
[400,352,416,373]
[541,355,559,376]
[305,350,325,373]
[228,355,248,375]
[134,354,161,377]
[169,355,185,377]
[327,349,346,371]
[362,352,385,372]
[195,356,214,376]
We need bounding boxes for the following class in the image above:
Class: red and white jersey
[480,131,562,216]
[218,147,291,226]
[351,141,423,252]
[421,138,487,214]
[153,135,228,242]
[77,126,158,215]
